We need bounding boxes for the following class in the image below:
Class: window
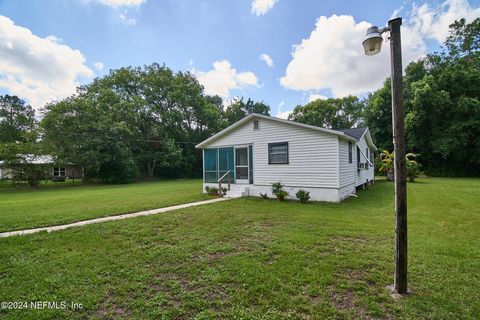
[357,146,361,167]
[366,148,369,160]
[253,120,259,130]
[348,142,353,163]
[248,145,253,184]
[268,142,288,164]
[54,167,66,177]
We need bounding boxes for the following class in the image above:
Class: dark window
[253,120,259,130]
[248,145,253,184]
[357,147,360,164]
[365,148,369,170]
[268,142,289,164]
[348,142,352,163]
[54,167,66,177]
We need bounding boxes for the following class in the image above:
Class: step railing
[217,170,231,195]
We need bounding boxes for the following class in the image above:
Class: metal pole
[389,17,408,294]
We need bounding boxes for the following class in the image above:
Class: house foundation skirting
[203,183,357,202]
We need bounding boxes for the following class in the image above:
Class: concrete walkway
[0,197,230,238]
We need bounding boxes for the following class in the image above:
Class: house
[0,155,82,181]
[195,113,377,202]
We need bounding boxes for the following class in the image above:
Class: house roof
[339,127,378,151]
[0,155,54,167]
[195,113,358,148]
[338,128,368,140]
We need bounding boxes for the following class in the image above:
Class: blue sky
[0,0,479,118]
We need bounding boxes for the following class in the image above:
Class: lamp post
[362,17,408,295]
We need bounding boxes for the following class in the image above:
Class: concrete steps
[224,184,249,198]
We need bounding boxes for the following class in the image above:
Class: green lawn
[0,178,479,319]
[0,179,209,232]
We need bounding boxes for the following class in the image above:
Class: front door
[235,147,249,184]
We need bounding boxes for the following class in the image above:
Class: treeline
[1,18,478,181]
[0,64,270,183]
[289,18,480,176]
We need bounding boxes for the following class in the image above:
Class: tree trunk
[387,169,395,181]
[146,161,157,178]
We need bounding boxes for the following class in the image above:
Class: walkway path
[0,197,230,238]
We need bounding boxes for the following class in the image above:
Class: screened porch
[203,146,253,184]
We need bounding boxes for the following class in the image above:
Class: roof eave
[196,113,351,149]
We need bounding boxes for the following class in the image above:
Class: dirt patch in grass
[327,266,395,320]
[95,290,132,319]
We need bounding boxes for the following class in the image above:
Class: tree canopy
[0,95,36,143]
[40,64,270,182]
[363,17,480,176]
[288,96,364,129]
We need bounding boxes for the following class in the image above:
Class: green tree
[224,97,270,125]
[0,95,36,143]
[364,18,480,176]
[288,96,364,129]
[41,63,229,181]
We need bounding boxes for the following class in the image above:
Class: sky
[0,0,479,119]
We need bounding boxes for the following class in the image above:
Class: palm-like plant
[405,153,421,182]
[378,150,395,181]
[378,150,421,182]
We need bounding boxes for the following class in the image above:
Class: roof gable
[196,113,357,148]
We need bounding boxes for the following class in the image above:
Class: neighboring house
[196,113,377,202]
[0,155,82,180]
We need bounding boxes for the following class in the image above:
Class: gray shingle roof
[338,128,367,140]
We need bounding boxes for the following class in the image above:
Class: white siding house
[196,113,377,202]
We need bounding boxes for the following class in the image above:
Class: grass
[0,179,209,232]
[0,177,479,319]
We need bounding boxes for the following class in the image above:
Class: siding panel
[339,139,356,188]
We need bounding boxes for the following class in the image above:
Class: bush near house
[205,186,220,196]
[271,182,288,201]
[296,189,311,203]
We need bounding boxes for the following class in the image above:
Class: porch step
[224,185,249,198]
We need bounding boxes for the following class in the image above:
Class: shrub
[259,192,268,199]
[272,182,288,201]
[296,190,310,203]
[406,153,422,182]
[205,186,219,196]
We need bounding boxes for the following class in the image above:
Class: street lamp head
[362,26,383,56]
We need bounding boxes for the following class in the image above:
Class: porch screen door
[235,147,249,183]
[219,147,234,183]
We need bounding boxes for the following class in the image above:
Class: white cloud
[0,15,93,109]
[119,13,137,26]
[276,100,292,119]
[259,53,274,67]
[222,96,241,109]
[195,60,258,98]
[280,14,425,97]
[408,0,480,43]
[95,0,146,7]
[390,5,404,20]
[251,0,278,16]
[94,62,104,70]
[280,0,479,97]
[276,111,292,119]
[308,94,327,102]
